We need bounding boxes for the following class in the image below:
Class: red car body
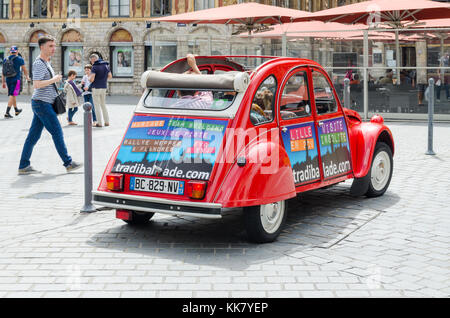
[93,56,394,242]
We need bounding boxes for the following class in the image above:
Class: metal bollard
[80,102,97,213]
[343,78,350,109]
[426,78,436,155]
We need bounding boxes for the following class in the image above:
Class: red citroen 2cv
[92,55,394,243]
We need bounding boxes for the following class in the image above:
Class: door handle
[318,121,324,127]
[281,127,288,133]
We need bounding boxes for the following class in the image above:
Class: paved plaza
[0,96,449,298]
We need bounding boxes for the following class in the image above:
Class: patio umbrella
[292,0,450,28]
[240,20,368,39]
[151,2,312,35]
[291,0,450,118]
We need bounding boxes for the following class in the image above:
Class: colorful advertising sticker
[281,122,320,185]
[317,117,352,179]
[112,115,228,180]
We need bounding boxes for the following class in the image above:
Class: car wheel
[366,142,393,197]
[124,211,154,225]
[243,200,287,243]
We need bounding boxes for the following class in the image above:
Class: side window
[250,75,277,125]
[280,70,311,119]
[312,70,337,114]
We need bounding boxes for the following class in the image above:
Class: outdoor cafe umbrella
[151,2,312,35]
[291,0,450,118]
[240,20,368,39]
[291,0,450,28]
[290,0,450,74]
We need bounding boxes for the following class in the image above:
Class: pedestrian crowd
[1,35,112,175]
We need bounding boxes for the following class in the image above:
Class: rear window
[143,88,236,111]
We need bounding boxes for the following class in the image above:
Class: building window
[30,0,47,18]
[145,42,177,69]
[111,46,133,77]
[67,0,88,18]
[109,0,130,17]
[194,0,215,10]
[0,0,9,19]
[152,0,171,16]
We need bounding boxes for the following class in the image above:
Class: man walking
[2,46,30,118]
[89,54,112,127]
[18,35,82,175]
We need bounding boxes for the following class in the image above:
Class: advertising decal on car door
[281,121,321,185]
[112,115,228,180]
[317,117,352,179]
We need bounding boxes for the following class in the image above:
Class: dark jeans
[436,83,449,100]
[19,99,72,169]
[83,94,97,122]
[68,107,78,122]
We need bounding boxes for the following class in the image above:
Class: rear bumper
[92,191,222,219]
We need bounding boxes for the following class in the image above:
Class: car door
[278,67,322,188]
[311,67,352,181]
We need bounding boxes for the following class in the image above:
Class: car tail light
[116,209,131,221]
[186,181,207,199]
[106,173,124,191]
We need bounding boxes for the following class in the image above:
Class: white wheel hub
[260,201,285,234]
[371,150,391,191]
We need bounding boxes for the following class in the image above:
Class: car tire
[124,211,154,225]
[365,142,393,197]
[243,200,287,243]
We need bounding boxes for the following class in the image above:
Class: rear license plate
[129,177,185,195]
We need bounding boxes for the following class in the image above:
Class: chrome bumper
[92,191,222,219]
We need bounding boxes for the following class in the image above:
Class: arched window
[110,29,133,77]
[61,30,83,77]
[29,30,49,74]
[144,30,177,69]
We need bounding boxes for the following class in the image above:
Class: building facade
[0,0,410,95]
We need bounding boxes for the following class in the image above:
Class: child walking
[81,64,97,124]
[64,70,82,125]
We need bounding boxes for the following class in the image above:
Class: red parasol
[292,0,450,28]
[152,2,312,34]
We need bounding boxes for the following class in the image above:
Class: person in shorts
[2,46,30,119]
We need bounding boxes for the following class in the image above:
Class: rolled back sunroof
[140,70,250,92]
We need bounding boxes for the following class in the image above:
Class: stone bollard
[80,102,97,213]
[425,78,436,156]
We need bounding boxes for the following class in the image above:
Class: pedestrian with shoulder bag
[18,35,82,175]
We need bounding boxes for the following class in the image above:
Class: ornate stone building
[0,0,367,95]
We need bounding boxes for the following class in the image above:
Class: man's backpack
[2,56,17,78]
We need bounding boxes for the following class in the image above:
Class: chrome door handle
[318,121,324,127]
[281,127,288,133]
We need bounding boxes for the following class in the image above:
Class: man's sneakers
[66,161,83,173]
[18,166,41,175]
[18,161,83,174]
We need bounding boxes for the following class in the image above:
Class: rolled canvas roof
[141,70,249,92]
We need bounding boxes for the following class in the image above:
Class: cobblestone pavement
[0,98,449,298]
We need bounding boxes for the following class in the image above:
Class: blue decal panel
[112,115,228,181]
[281,121,320,185]
[317,117,352,179]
